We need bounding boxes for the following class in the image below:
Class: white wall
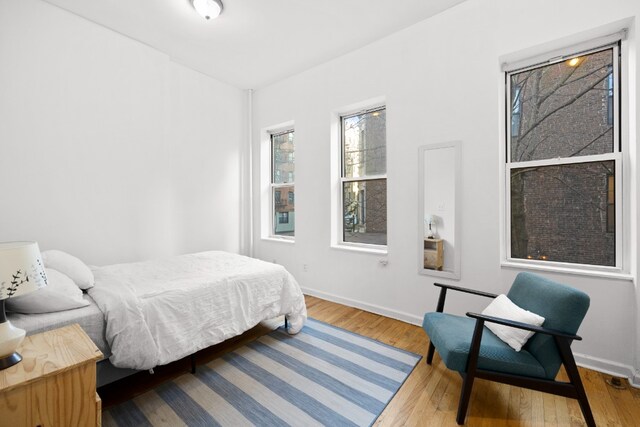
[252,0,640,383]
[0,0,245,265]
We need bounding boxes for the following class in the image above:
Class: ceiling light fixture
[192,0,223,20]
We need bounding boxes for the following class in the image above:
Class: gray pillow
[6,268,90,314]
[41,250,95,290]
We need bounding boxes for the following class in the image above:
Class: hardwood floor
[99,295,640,426]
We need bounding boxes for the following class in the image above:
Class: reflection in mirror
[419,142,461,280]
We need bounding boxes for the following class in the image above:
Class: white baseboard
[574,353,640,388]
[302,286,640,389]
[301,286,424,326]
[633,370,640,388]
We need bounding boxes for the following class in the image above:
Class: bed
[7,294,131,387]
[8,251,307,386]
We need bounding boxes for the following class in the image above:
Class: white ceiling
[42,0,467,89]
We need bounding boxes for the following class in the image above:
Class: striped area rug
[103,317,421,427]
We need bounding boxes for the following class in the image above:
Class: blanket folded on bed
[88,251,307,370]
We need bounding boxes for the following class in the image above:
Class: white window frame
[260,122,295,244]
[270,128,295,240]
[337,105,388,251]
[503,40,627,276]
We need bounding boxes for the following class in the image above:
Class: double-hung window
[506,41,621,269]
[340,107,387,246]
[271,129,295,237]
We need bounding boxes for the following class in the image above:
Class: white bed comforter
[88,251,307,370]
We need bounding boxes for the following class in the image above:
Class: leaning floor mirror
[418,141,461,280]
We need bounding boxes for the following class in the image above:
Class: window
[341,107,387,246]
[506,43,621,268]
[278,212,289,224]
[271,129,295,237]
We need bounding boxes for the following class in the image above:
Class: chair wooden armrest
[432,283,498,314]
[466,312,582,341]
[434,283,498,299]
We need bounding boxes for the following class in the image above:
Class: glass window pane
[343,109,386,178]
[343,179,387,245]
[510,48,614,162]
[272,131,294,184]
[510,161,615,266]
[273,185,294,236]
[511,85,522,137]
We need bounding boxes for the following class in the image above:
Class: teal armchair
[422,272,594,426]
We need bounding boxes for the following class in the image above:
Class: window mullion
[615,156,622,268]
[506,74,513,163]
[271,182,294,189]
[341,174,387,183]
[509,153,618,169]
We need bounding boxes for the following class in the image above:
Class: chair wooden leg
[426,286,447,365]
[575,382,596,427]
[456,318,485,425]
[426,342,435,364]
[555,337,596,427]
[456,373,475,425]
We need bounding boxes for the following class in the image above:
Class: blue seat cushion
[422,312,546,379]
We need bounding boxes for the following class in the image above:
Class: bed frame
[96,316,290,387]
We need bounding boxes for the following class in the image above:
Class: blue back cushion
[507,272,590,379]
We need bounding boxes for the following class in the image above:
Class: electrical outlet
[303,264,308,272]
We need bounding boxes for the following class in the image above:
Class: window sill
[330,243,388,255]
[501,260,633,281]
[261,236,295,245]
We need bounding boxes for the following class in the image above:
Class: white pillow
[481,294,545,352]
[6,268,90,314]
[41,250,94,290]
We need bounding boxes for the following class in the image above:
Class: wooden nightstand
[0,323,103,427]
[424,238,444,270]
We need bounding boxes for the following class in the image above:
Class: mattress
[88,251,307,369]
[7,294,110,359]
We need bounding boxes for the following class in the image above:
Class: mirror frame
[418,141,462,280]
